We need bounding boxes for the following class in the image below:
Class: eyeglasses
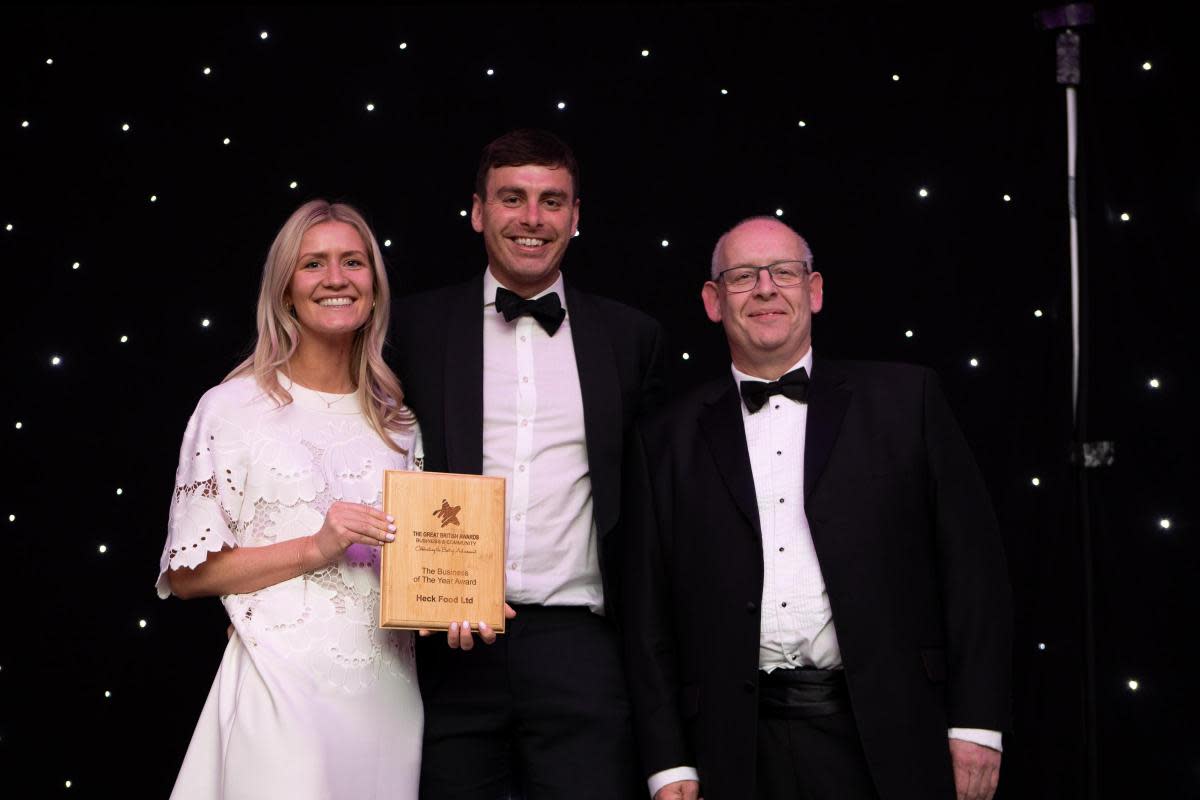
[714,260,811,293]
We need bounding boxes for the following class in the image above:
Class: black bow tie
[739,367,810,413]
[495,287,566,335]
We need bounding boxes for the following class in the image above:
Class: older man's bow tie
[739,367,810,413]
[494,287,566,335]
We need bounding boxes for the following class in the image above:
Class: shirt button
[745,601,757,613]
[514,512,523,521]
[522,376,529,383]
[779,498,785,504]
[518,464,526,472]
[777,450,782,455]
[520,336,527,342]
[774,404,780,409]
[779,547,785,552]
[781,602,788,608]
[510,562,519,570]
[520,419,529,427]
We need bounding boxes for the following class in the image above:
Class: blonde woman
[157,200,421,799]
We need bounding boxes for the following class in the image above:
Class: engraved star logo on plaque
[433,498,462,528]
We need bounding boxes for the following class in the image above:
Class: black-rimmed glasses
[714,260,811,293]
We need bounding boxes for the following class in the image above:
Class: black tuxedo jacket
[390,273,664,615]
[623,358,1012,800]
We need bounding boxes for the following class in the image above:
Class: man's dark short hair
[474,129,580,201]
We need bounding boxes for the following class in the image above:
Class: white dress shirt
[482,268,604,613]
[646,350,998,797]
[736,350,842,672]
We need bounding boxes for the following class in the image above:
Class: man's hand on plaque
[419,604,517,650]
[655,780,701,800]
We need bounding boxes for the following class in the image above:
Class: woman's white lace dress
[156,375,422,799]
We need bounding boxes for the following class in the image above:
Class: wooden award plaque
[380,470,506,632]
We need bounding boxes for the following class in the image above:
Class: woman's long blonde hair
[226,199,415,450]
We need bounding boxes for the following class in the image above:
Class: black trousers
[754,670,881,800]
[417,604,641,800]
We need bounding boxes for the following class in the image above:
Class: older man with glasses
[622,216,1012,800]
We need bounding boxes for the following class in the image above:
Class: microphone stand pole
[1035,5,1102,799]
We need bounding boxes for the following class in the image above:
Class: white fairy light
[1034,309,1044,318]
[104,690,112,698]
[1159,518,1172,530]
[21,120,29,128]
[905,330,914,338]
[1148,378,1160,389]
[775,209,784,217]
[121,123,130,132]
[557,101,566,109]
[1031,477,1041,486]
[661,239,669,247]
[399,42,408,49]
[797,120,807,127]
[1120,212,1131,222]
[918,187,929,198]
[641,49,650,57]
[1142,61,1152,71]
[5,223,12,231]
[969,358,979,368]
[139,619,148,628]
[201,318,211,327]
[891,73,900,81]
[720,88,728,95]
[120,334,128,343]
[14,422,21,430]
[98,545,108,553]
[223,137,231,145]
[65,781,72,789]
[365,102,375,111]
[1003,194,1012,202]
[1127,679,1139,691]
[46,58,54,65]
[289,181,298,189]
[486,68,494,76]
[72,261,80,270]
[459,210,468,217]
[203,67,211,75]
[1038,643,1046,651]
[150,194,158,202]
[260,31,269,40]
[7,515,14,522]
[383,239,392,247]
[50,355,62,366]
[573,229,580,237]
[682,352,690,360]
[116,488,123,496]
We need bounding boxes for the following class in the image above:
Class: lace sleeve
[155,390,247,598]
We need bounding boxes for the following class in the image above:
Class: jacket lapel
[698,381,762,538]
[565,286,622,536]
[443,275,484,475]
[804,358,851,500]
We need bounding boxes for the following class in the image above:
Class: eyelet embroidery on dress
[158,379,420,689]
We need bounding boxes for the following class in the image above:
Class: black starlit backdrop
[2,3,1194,797]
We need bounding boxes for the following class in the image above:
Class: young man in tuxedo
[391,129,663,799]
[623,216,1011,800]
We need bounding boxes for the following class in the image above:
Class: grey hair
[710,215,815,279]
